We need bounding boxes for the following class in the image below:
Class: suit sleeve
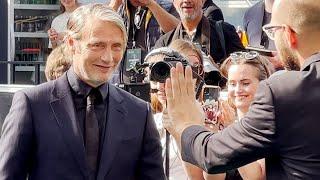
[0,91,35,179]
[181,80,276,174]
[136,103,165,180]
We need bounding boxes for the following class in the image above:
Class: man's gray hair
[67,3,127,46]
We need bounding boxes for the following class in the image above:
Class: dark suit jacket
[243,0,275,50]
[0,73,165,180]
[181,53,320,179]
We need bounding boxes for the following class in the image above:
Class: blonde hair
[66,3,127,47]
[45,44,72,81]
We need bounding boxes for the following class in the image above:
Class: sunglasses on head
[229,51,259,62]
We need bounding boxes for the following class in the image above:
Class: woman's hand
[218,100,236,127]
[48,28,59,48]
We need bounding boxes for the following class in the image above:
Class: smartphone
[201,85,221,127]
[201,85,221,103]
[245,46,276,57]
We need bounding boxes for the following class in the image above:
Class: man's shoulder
[154,29,175,48]
[265,70,309,98]
[21,81,54,96]
[244,1,264,20]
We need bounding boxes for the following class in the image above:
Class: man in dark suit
[0,4,165,180]
[243,0,275,50]
[163,0,320,179]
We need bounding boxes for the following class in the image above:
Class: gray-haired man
[0,4,165,180]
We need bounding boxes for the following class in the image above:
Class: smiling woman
[219,51,274,180]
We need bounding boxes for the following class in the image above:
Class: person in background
[243,0,283,71]
[243,0,275,50]
[45,44,72,81]
[170,39,227,180]
[171,0,224,21]
[48,0,80,49]
[163,0,320,178]
[154,0,244,65]
[109,0,179,84]
[0,4,165,179]
[146,40,225,180]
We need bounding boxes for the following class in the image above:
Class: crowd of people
[1,0,320,179]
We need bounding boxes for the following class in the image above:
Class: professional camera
[143,47,204,99]
[149,56,190,83]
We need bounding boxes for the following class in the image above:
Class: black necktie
[85,90,100,177]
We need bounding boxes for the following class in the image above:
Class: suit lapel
[97,85,126,179]
[49,74,88,177]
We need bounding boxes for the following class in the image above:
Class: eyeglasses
[230,51,259,61]
[262,24,285,40]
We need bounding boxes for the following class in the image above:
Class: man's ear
[284,24,298,49]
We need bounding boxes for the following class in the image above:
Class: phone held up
[200,85,222,129]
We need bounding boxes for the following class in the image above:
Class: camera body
[149,56,190,83]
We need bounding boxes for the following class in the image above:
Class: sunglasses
[230,51,259,61]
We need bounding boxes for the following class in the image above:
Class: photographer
[154,0,244,65]
[145,40,226,179]
[109,0,179,84]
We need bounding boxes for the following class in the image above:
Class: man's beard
[180,12,197,21]
[277,35,300,71]
[177,8,200,21]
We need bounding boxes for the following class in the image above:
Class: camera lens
[150,61,172,83]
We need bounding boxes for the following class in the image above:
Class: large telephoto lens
[150,61,173,83]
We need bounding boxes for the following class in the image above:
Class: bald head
[272,0,320,33]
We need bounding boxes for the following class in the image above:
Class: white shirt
[48,12,71,48]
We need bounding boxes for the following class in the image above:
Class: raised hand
[164,63,204,138]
